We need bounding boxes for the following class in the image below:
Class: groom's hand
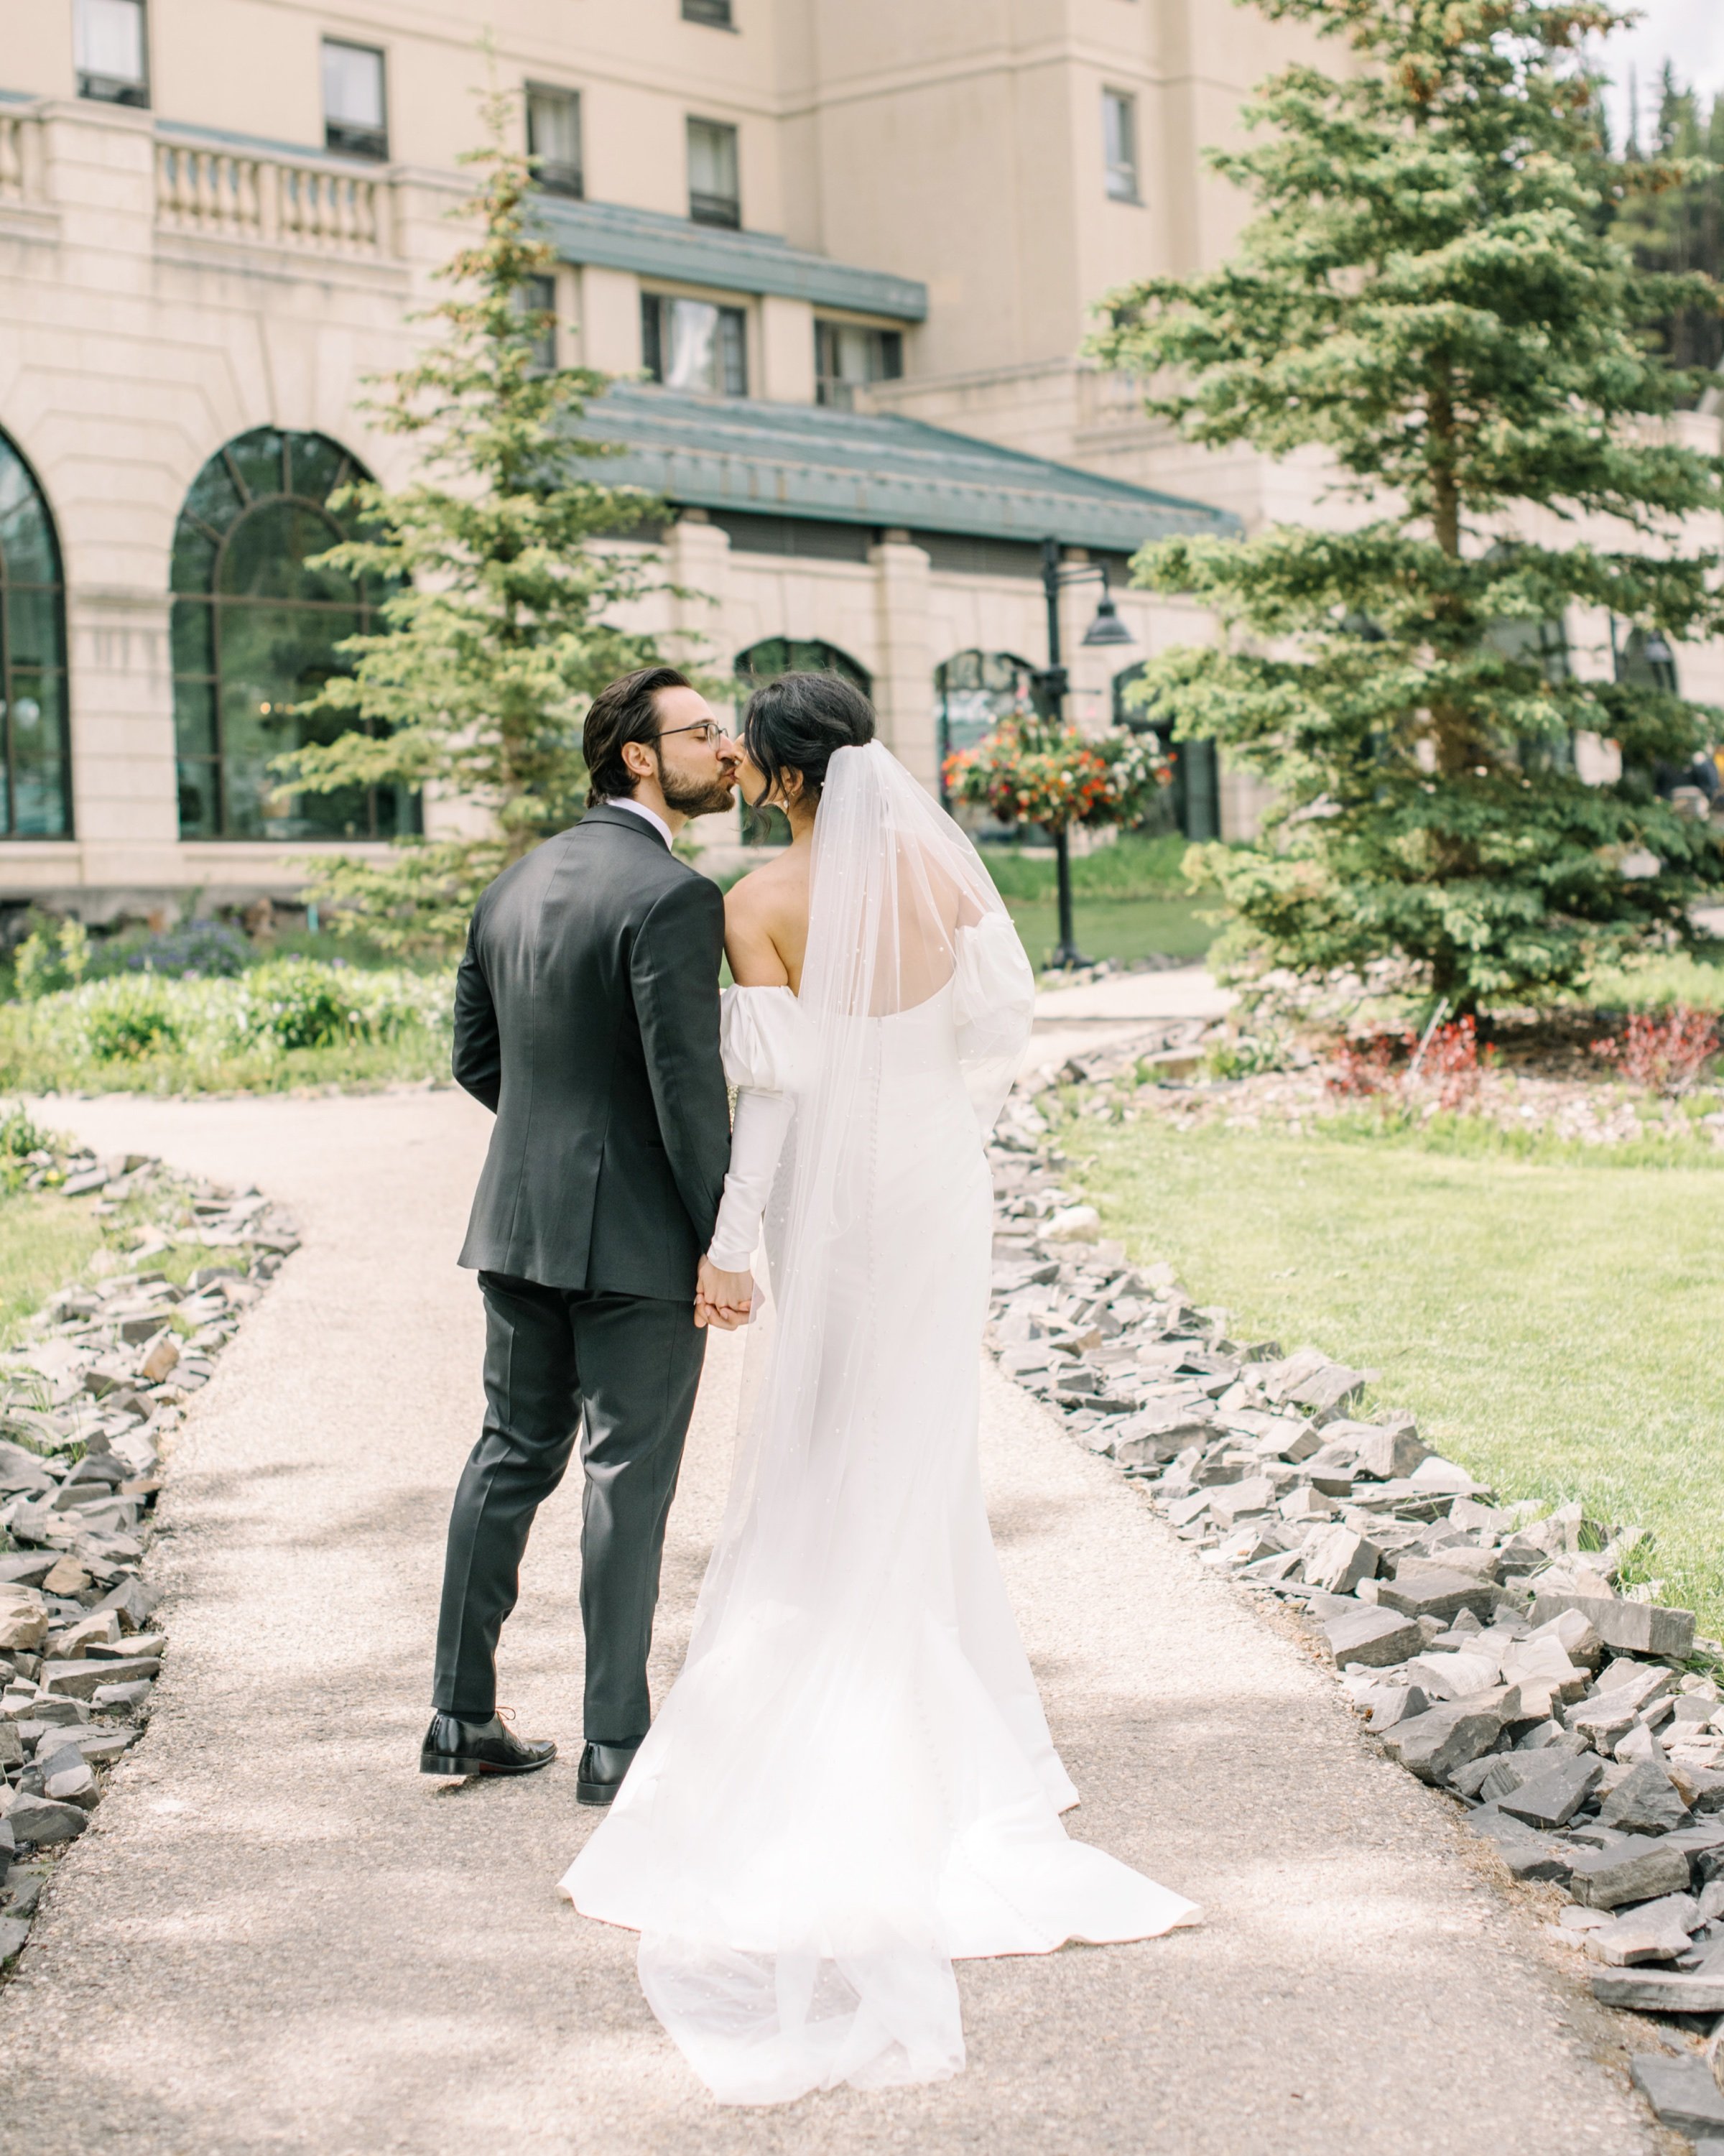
[695,1257,754,1331]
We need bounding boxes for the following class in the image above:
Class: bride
[560,671,1197,2104]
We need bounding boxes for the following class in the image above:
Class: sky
[1596,0,1724,147]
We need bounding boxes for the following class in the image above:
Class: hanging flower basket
[942,718,1171,834]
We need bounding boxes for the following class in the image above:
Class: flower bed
[0,962,455,1096]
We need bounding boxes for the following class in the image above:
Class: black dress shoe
[420,1708,556,1777]
[576,1739,640,1806]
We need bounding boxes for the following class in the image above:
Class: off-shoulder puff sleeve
[950,911,1036,1133]
[951,911,1035,1032]
[707,987,802,1273]
[718,984,802,1094]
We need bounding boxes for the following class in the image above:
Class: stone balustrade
[154,139,391,256]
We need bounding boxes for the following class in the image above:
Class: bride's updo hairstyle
[741,670,875,807]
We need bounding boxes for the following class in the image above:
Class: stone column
[663,510,733,680]
[579,264,643,375]
[758,295,816,403]
[64,588,177,903]
[868,530,935,793]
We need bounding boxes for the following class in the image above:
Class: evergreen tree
[1093,0,1724,1010]
[279,88,668,953]
[1614,67,1724,379]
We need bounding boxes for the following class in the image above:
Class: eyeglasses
[654,720,727,746]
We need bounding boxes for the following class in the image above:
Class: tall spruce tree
[1615,67,1724,377]
[278,88,668,953]
[1093,0,1724,1010]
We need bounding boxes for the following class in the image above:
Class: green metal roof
[578,387,1239,552]
[536,198,927,322]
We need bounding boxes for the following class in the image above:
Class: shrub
[80,978,183,1062]
[1324,1018,1494,1111]
[1591,1006,1720,1096]
[0,1102,54,1160]
[1203,1027,1292,1081]
[0,958,454,1093]
[14,916,88,1001]
[1326,1036,1397,1098]
[237,958,369,1051]
[1418,1017,1492,1114]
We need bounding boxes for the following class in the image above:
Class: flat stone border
[986,1047,1724,2151]
[0,1142,297,1971]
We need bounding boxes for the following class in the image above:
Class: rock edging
[0,1142,297,1972]
[986,1051,1724,2148]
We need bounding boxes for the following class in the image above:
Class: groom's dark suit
[435,803,731,1744]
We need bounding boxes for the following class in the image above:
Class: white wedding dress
[560,742,1197,2104]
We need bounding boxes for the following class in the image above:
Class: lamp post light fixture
[1031,535,1137,970]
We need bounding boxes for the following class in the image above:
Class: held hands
[695,1256,756,1331]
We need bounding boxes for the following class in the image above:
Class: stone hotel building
[2,0,1708,917]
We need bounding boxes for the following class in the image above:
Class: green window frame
[736,637,870,696]
[0,430,74,839]
[170,427,420,843]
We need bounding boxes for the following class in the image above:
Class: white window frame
[687,116,742,228]
[323,39,389,162]
[526,82,584,199]
[1103,88,1141,204]
[73,0,149,106]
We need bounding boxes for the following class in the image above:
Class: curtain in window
[73,0,146,83]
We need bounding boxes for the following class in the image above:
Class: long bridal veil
[562,743,1197,2104]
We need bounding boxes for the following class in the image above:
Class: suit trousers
[432,1272,706,1743]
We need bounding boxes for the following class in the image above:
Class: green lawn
[1005,895,1218,971]
[1070,1112,1724,1639]
[978,833,1220,970]
[0,1192,107,1351]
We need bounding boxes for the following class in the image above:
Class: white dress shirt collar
[602,796,673,850]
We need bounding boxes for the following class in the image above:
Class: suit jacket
[453,805,731,1300]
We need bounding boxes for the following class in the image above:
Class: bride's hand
[695,1256,755,1331]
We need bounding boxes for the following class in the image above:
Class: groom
[423,665,755,1805]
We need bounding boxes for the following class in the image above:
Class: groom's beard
[655,755,738,818]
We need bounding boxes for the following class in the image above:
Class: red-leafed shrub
[1419,1016,1493,1111]
[1590,1005,1721,1096]
[1326,1035,1397,1096]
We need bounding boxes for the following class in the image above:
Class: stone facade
[0,1,1713,912]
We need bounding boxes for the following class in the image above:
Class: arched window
[0,431,72,838]
[934,650,1034,800]
[170,427,419,841]
[1113,662,1219,840]
[731,639,871,843]
[733,637,871,695]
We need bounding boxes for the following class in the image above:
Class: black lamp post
[1032,535,1136,970]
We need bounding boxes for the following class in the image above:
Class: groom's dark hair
[584,665,693,807]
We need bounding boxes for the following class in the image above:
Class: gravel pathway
[0,1091,1663,2156]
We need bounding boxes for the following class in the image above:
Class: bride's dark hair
[741,670,876,806]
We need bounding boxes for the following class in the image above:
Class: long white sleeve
[707,1086,792,1271]
[708,984,801,1272]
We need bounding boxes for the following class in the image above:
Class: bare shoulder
[724,852,808,989]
